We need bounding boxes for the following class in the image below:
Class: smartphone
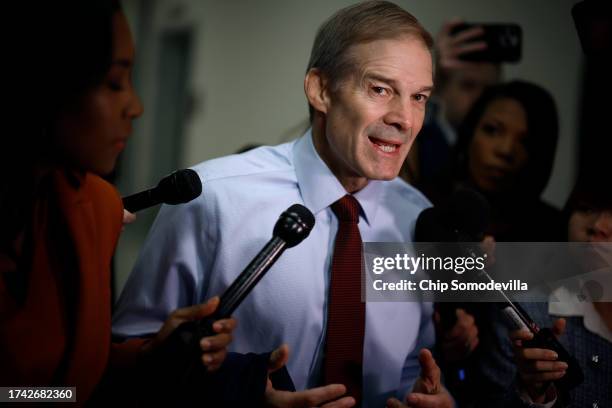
[499,303,584,390]
[451,23,522,63]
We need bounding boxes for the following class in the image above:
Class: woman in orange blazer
[0,0,234,404]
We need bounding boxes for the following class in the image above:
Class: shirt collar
[548,274,612,343]
[293,128,382,225]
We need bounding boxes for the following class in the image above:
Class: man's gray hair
[307,0,433,120]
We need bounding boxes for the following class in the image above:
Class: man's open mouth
[369,136,400,153]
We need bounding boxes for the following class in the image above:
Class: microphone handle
[122,188,161,212]
[214,236,287,319]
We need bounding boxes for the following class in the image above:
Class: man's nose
[383,97,413,132]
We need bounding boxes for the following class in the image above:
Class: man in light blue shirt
[114,2,453,407]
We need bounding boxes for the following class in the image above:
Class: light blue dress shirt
[112,130,434,407]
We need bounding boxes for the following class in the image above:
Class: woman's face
[468,97,528,193]
[55,11,143,176]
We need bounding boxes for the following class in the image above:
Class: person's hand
[387,349,453,408]
[435,308,479,362]
[509,318,567,403]
[264,344,355,408]
[122,209,136,230]
[436,19,487,71]
[142,297,237,372]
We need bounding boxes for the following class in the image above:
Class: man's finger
[172,296,220,320]
[509,329,533,341]
[451,41,487,57]
[201,348,227,370]
[523,360,568,373]
[279,384,350,407]
[321,396,356,408]
[520,370,566,383]
[122,209,136,225]
[516,347,559,361]
[418,349,440,389]
[386,397,407,408]
[450,26,485,45]
[200,333,233,351]
[268,344,290,373]
[406,391,452,408]
[212,317,237,333]
[552,318,566,337]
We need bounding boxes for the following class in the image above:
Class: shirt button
[591,354,599,364]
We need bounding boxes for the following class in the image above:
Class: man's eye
[371,86,389,96]
[414,94,428,103]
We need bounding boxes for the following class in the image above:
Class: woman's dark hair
[36,0,122,144]
[1,0,122,246]
[563,173,612,225]
[453,80,559,198]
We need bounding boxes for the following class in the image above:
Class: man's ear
[304,68,331,115]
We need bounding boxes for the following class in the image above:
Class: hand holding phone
[501,304,584,398]
[449,22,522,63]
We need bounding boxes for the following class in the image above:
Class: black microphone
[416,189,584,391]
[213,204,315,318]
[122,169,202,212]
[151,204,315,398]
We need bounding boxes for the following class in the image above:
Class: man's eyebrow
[363,74,433,94]
[416,85,433,94]
[363,73,398,88]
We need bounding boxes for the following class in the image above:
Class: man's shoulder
[192,141,296,187]
[383,177,432,211]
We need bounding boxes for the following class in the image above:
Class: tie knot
[331,195,361,223]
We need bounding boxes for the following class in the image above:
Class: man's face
[312,36,433,192]
[441,63,500,129]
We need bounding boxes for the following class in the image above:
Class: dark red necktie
[323,194,365,404]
